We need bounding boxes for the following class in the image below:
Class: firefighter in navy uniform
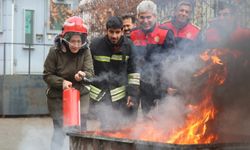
[89,16,140,130]
[130,0,176,115]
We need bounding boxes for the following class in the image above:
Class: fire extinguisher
[63,88,81,127]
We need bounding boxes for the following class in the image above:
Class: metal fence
[2,1,250,75]
[0,43,52,75]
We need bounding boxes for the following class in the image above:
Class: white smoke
[128,51,204,141]
[17,118,69,150]
[161,52,202,93]
[90,102,132,131]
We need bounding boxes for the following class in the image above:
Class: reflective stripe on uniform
[90,91,106,102]
[90,85,101,94]
[90,92,99,101]
[94,56,110,62]
[110,86,126,102]
[111,91,126,102]
[128,73,140,79]
[90,85,126,102]
[90,85,102,101]
[128,79,140,85]
[128,73,140,85]
[110,86,126,96]
[111,55,129,61]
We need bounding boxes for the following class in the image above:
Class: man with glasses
[130,0,175,115]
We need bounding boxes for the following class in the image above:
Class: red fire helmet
[61,16,88,37]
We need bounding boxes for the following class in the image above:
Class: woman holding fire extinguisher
[43,16,94,150]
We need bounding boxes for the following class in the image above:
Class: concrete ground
[0,116,101,150]
[0,116,62,150]
[2,112,249,150]
[1,116,250,150]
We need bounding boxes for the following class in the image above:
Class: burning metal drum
[67,45,250,149]
[68,131,250,150]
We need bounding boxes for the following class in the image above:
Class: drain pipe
[10,0,15,74]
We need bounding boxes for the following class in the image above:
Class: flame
[165,48,232,144]
[166,96,217,144]
[89,48,235,145]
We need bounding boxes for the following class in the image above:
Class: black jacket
[89,35,140,104]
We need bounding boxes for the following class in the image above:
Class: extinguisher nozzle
[83,77,93,85]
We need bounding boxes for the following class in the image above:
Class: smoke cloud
[86,2,250,143]
[17,118,69,150]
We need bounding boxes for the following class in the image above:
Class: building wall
[0,0,80,75]
[0,75,48,115]
[0,0,13,74]
[13,0,48,74]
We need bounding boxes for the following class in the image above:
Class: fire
[165,48,234,144]
[90,48,234,145]
[166,95,217,144]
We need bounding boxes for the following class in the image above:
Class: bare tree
[79,0,142,37]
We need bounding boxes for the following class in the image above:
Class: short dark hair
[122,14,136,24]
[106,16,123,30]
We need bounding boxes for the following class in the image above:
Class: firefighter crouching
[88,16,140,130]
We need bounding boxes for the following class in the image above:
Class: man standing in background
[122,14,136,38]
[162,0,200,51]
[130,0,175,115]
[201,2,250,48]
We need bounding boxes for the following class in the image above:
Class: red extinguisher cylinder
[63,88,81,127]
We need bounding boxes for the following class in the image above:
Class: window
[49,0,72,31]
[24,9,34,45]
